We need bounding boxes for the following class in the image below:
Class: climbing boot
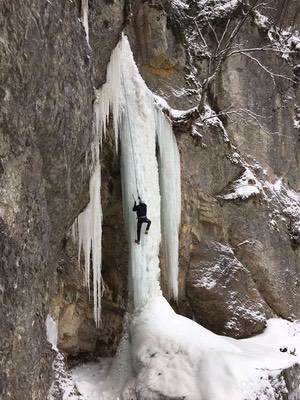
[145,230,149,234]
[135,240,140,244]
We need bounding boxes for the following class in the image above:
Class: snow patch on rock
[171,0,189,10]
[221,168,262,200]
[196,0,241,21]
[253,11,300,60]
[46,314,58,352]
[48,353,83,400]
[202,105,230,142]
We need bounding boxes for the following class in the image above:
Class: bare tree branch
[215,19,231,54]
[241,52,295,84]
[194,18,208,49]
[168,0,297,137]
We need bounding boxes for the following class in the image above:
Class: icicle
[45,315,58,352]
[77,137,102,327]
[76,166,102,326]
[81,0,89,44]
[94,39,123,150]
[71,220,77,244]
[156,111,181,300]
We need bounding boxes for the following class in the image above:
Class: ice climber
[132,197,151,244]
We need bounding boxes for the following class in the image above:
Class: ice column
[94,39,123,150]
[156,111,181,300]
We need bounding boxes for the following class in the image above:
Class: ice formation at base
[71,306,300,400]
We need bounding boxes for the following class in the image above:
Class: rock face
[0,0,124,398]
[0,1,92,398]
[187,241,268,338]
[51,137,127,358]
[1,0,300,398]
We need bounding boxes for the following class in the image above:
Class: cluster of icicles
[73,35,181,326]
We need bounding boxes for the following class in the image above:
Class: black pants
[137,217,151,242]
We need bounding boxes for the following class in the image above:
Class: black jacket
[133,202,147,218]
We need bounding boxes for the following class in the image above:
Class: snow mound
[128,296,242,400]
[71,302,299,400]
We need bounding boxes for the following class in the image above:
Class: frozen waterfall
[75,34,181,327]
[94,35,181,309]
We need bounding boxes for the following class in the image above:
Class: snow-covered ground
[66,303,300,400]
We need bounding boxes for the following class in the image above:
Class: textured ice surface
[156,110,181,299]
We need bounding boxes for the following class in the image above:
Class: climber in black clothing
[132,197,151,244]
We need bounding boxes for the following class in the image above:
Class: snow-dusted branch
[226,46,298,57]
[201,107,266,124]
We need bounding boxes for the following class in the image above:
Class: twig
[215,18,231,54]
[194,18,208,48]
[206,17,220,47]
